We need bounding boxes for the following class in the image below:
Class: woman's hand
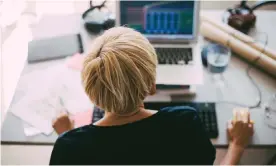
[52,112,75,135]
[220,108,254,165]
[227,109,254,149]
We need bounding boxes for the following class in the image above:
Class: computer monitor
[116,1,199,42]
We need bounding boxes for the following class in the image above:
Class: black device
[27,34,83,63]
[224,0,276,34]
[92,102,218,138]
[144,102,218,138]
[156,48,193,65]
[82,0,115,34]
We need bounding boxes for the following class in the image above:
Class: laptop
[116,1,203,85]
[28,34,83,63]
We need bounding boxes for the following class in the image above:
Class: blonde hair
[81,27,158,114]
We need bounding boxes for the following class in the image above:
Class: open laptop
[116,1,203,85]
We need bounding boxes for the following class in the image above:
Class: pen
[59,96,70,115]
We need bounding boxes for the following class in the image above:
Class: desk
[1,11,276,148]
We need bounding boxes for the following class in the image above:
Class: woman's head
[81,27,158,115]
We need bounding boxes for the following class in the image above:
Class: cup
[207,43,231,74]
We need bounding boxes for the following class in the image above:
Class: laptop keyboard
[155,48,193,65]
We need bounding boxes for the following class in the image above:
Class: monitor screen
[119,1,197,40]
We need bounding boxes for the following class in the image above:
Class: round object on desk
[201,43,231,71]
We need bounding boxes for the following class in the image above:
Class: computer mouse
[201,45,208,67]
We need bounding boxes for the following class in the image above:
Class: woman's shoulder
[159,105,198,119]
[56,125,95,145]
[56,106,199,142]
[153,105,201,127]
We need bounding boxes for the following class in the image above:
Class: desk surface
[1,11,276,147]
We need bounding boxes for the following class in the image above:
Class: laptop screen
[119,1,198,40]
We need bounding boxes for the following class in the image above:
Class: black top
[50,106,216,165]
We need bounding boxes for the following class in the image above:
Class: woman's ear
[149,84,156,95]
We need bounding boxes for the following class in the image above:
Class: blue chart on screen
[120,1,194,35]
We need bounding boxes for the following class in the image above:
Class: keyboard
[92,102,218,138]
[92,107,105,123]
[155,48,193,65]
[143,102,219,138]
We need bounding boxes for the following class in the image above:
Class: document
[11,95,56,135]
[73,109,93,128]
[23,109,94,137]
[65,53,84,71]
[11,63,93,135]
[57,67,93,114]
[23,123,43,137]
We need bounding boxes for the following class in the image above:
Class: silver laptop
[116,1,203,85]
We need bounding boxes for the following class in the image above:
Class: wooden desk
[1,11,276,148]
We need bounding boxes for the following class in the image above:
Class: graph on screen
[121,1,194,35]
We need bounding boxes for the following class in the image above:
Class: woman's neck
[93,107,157,127]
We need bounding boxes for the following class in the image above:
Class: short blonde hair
[81,27,158,114]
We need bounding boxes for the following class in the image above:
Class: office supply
[200,22,276,77]
[144,102,218,138]
[156,85,196,95]
[201,15,276,61]
[23,123,42,137]
[10,63,92,135]
[65,53,84,71]
[11,91,57,135]
[28,34,83,63]
[117,1,203,85]
[156,48,193,65]
[156,85,190,90]
[22,105,93,137]
[73,109,93,128]
[59,67,93,114]
[10,65,66,134]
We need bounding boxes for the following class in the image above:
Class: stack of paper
[11,63,93,135]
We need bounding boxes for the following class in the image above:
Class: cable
[217,32,268,110]
[245,57,262,109]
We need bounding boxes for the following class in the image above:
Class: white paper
[11,64,66,134]
[23,123,42,137]
[11,63,93,135]
[11,91,58,135]
[58,69,93,114]
[17,64,66,93]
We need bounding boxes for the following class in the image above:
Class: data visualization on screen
[120,1,195,36]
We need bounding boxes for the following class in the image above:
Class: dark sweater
[50,106,216,165]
